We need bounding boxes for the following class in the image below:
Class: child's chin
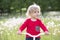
[36,17,39,18]
[33,16,38,19]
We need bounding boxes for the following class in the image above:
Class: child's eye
[38,11,39,13]
[34,11,39,13]
[34,11,36,13]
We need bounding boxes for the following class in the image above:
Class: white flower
[2,17,25,27]
[58,31,60,33]
[0,27,2,30]
[0,31,3,34]
[47,21,55,28]
[0,27,4,30]
[0,21,4,25]
[53,33,56,35]
[57,24,60,27]
[7,33,10,35]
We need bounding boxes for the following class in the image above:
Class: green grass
[0,17,60,40]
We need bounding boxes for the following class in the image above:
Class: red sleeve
[19,19,28,32]
[39,19,48,32]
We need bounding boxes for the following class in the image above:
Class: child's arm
[17,19,28,34]
[39,19,49,35]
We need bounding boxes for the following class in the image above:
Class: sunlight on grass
[0,16,60,40]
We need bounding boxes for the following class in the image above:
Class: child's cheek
[33,14,37,16]
[34,13,39,17]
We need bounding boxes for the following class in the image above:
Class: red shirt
[19,18,48,38]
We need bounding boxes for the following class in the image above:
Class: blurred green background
[0,0,60,40]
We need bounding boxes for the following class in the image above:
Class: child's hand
[17,30,22,35]
[45,31,49,35]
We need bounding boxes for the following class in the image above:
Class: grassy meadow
[0,13,60,40]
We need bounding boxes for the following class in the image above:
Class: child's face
[29,8,40,19]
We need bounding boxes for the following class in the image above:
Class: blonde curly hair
[26,3,41,17]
